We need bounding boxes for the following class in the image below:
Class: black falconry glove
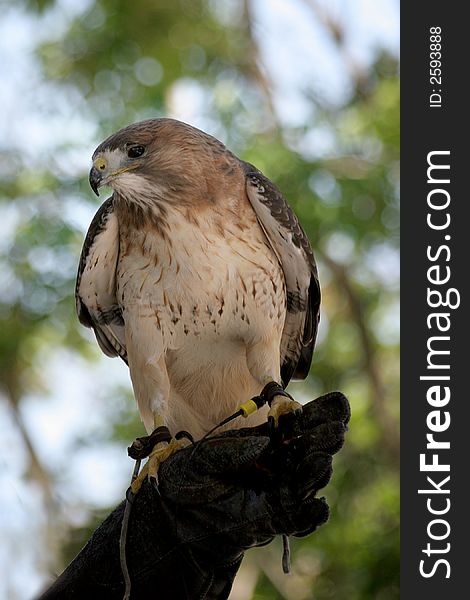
[37,391,350,600]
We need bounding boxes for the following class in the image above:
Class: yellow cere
[94,157,107,171]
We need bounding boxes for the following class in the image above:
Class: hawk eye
[127,145,145,159]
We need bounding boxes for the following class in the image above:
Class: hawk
[76,118,320,490]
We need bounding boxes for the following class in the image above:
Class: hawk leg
[261,381,303,428]
[268,395,303,427]
[130,437,187,494]
[245,342,301,428]
[128,415,188,494]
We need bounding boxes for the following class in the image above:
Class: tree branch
[242,0,280,128]
[318,250,398,460]
[300,0,371,97]
[3,380,55,506]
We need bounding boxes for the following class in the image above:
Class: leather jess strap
[127,426,172,460]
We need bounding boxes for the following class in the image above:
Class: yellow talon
[268,396,303,428]
[131,437,187,494]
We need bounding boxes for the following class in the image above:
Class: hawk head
[88,118,230,202]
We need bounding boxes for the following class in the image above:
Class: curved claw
[125,487,135,504]
[149,475,161,496]
[131,438,187,494]
[268,395,303,428]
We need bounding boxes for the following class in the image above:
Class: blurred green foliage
[1,1,399,598]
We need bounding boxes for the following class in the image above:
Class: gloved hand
[37,391,350,600]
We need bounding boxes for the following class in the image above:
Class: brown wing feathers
[243,162,320,385]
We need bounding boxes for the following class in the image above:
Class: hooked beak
[89,166,102,197]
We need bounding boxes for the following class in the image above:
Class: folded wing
[243,163,320,385]
[75,197,127,363]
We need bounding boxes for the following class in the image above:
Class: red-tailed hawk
[76,119,320,489]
